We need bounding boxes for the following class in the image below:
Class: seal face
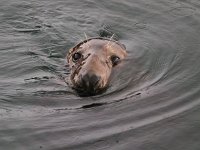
[67,37,127,96]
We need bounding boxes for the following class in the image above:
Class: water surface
[1,0,200,149]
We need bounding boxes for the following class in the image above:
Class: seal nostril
[81,73,100,90]
[90,74,100,86]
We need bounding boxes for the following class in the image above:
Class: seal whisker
[85,34,91,50]
[106,33,115,49]
[110,33,115,41]
[84,32,88,40]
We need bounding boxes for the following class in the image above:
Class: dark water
[1,0,200,149]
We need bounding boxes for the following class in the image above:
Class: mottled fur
[67,37,127,95]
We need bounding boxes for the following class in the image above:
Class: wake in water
[1,0,200,150]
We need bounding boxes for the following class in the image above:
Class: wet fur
[66,37,127,95]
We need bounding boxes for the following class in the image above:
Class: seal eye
[72,52,82,62]
[111,56,120,66]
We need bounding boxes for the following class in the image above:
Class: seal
[66,37,127,96]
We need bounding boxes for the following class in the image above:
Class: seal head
[67,37,127,96]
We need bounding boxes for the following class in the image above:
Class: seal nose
[81,73,101,90]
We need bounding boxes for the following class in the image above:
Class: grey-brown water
[1,0,200,150]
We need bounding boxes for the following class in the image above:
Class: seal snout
[80,72,101,90]
[75,72,106,96]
